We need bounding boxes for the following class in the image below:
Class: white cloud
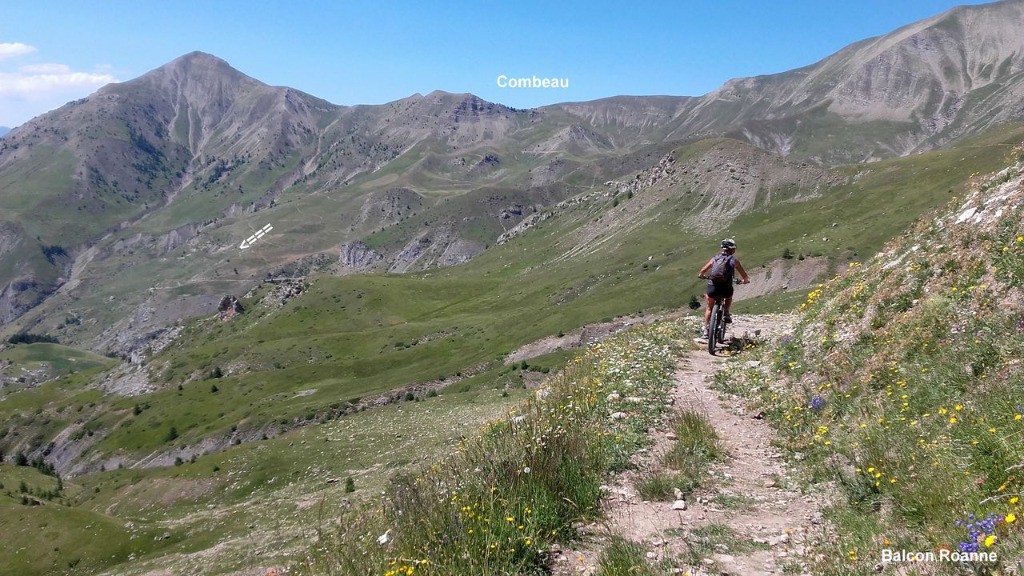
[0,43,118,126]
[20,63,71,74]
[0,64,117,126]
[0,42,36,60]
[0,68,116,98]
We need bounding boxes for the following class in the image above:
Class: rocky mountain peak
[103,50,266,110]
[416,91,513,115]
[162,51,237,75]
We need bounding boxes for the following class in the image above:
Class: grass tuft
[595,536,659,576]
[638,410,722,501]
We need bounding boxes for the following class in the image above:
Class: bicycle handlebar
[697,276,749,284]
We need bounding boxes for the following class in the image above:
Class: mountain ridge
[2,1,1024,349]
[550,0,1024,160]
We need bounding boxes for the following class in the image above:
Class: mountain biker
[697,238,750,339]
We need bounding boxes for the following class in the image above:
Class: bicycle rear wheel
[708,302,720,355]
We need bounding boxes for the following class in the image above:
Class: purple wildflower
[956,512,1000,553]
[809,396,827,412]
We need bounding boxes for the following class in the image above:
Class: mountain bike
[702,278,743,356]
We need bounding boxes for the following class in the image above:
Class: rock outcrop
[217,295,243,320]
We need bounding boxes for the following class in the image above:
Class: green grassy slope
[0,343,116,381]
[716,142,1024,573]
[1,385,526,575]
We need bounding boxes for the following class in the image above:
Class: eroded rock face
[339,241,383,272]
[387,228,484,273]
[0,220,22,260]
[95,294,218,360]
[0,278,37,325]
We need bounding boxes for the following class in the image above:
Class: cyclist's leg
[719,280,735,314]
[703,280,716,326]
[720,280,736,322]
[701,280,717,338]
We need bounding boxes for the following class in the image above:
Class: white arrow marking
[239,223,274,250]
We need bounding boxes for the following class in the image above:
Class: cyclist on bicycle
[698,238,750,339]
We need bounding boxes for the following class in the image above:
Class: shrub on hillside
[7,333,59,345]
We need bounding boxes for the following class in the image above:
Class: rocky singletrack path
[554,315,822,575]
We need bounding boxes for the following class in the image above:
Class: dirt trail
[553,315,822,575]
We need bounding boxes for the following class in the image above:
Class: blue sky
[0,0,994,127]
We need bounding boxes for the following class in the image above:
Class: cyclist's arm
[697,259,714,278]
[734,260,751,283]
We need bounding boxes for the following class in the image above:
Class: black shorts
[706,280,733,299]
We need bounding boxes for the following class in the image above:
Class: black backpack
[708,254,734,284]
